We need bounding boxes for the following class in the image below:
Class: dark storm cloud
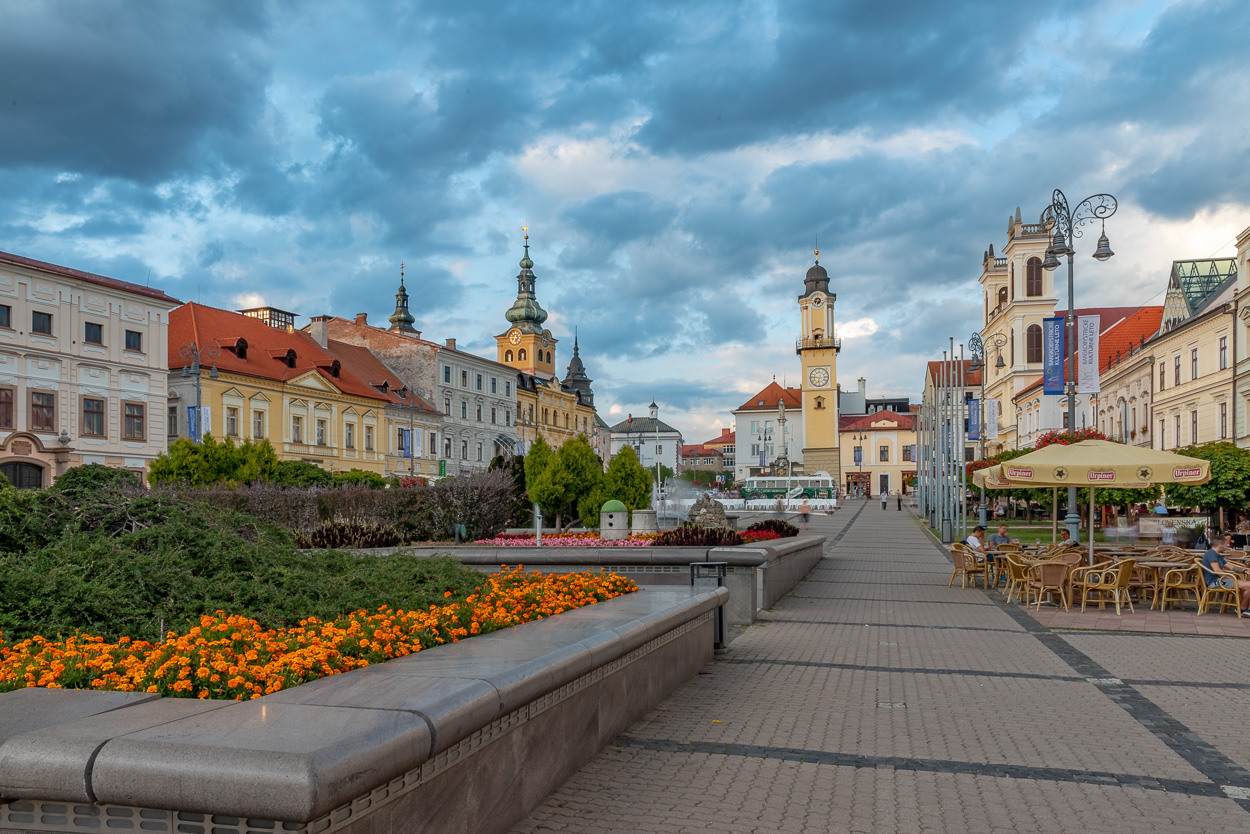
[0,1,272,183]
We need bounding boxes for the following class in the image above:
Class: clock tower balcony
[796,336,840,354]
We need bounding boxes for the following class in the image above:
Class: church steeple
[562,329,594,407]
[504,227,548,334]
[388,263,417,333]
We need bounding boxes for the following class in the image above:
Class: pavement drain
[877,702,906,708]
[1085,677,1124,685]
[1222,786,1250,800]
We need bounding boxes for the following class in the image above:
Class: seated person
[965,525,987,552]
[1200,533,1250,615]
[988,524,1012,549]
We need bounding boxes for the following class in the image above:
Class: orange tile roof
[839,411,917,431]
[1013,306,1164,401]
[925,359,982,386]
[702,430,735,447]
[737,381,802,411]
[169,303,389,403]
[324,340,440,414]
[0,249,181,304]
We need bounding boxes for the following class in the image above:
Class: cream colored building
[1231,225,1250,447]
[1096,349,1156,447]
[1149,259,1237,449]
[0,250,179,487]
[977,208,1057,454]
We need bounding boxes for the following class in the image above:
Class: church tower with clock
[797,250,841,481]
[497,228,558,380]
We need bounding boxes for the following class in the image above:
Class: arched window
[505,350,513,362]
[518,348,527,361]
[1026,324,1042,364]
[1026,258,1043,297]
[997,287,1008,306]
[546,351,552,363]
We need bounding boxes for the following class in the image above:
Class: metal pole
[978,361,988,529]
[959,343,968,543]
[1065,249,1080,544]
[408,395,416,478]
[940,347,951,542]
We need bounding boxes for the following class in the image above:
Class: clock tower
[797,250,840,481]
[496,228,557,380]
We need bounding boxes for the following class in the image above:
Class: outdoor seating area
[948,540,1250,636]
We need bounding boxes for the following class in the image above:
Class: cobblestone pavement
[511,499,1250,833]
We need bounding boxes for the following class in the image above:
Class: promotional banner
[854,446,862,465]
[968,398,980,441]
[1077,315,1101,394]
[1042,316,1066,395]
[186,406,211,441]
[986,398,1000,440]
[399,428,412,458]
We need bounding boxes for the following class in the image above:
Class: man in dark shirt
[1201,533,1250,615]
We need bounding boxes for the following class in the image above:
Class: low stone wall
[353,536,825,630]
[0,586,726,834]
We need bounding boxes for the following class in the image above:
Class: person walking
[798,499,812,529]
[896,492,903,511]
[881,491,888,510]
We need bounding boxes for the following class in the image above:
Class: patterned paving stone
[511,501,1250,832]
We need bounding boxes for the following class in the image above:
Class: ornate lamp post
[1041,189,1117,543]
[179,342,220,444]
[968,332,1007,527]
[394,386,419,478]
[852,429,868,497]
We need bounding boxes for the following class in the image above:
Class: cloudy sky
[3,0,1249,442]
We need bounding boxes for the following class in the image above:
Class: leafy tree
[531,435,603,530]
[523,434,554,497]
[1166,442,1250,514]
[581,445,654,527]
[273,460,334,488]
[148,437,280,487]
[490,454,532,527]
[652,464,674,484]
[332,469,386,489]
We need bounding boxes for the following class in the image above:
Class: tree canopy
[1166,442,1250,511]
[148,437,280,487]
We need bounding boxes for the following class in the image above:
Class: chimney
[721,427,730,437]
[858,377,866,398]
[445,338,456,350]
[354,313,368,325]
[309,315,330,348]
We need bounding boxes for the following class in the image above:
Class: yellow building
[168,303,394,474]
[495,231,598,452]
[796,251,840,480]
[838,410,918,497]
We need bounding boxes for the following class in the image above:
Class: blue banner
[854,446,862,465]
[1043,316,1066,395]
[400,428,412,458]
[968,399,980,441]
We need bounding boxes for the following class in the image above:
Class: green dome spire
[504,227,548,333]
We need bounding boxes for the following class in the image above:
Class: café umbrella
[971,440,1212,563]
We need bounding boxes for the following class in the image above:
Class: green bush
[333,469,387,489]
[294,520,403,549]
[51,463,141,495]
[274,460,334,488]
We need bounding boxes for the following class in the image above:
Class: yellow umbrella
[987,440,1211,562]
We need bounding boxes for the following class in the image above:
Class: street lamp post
[852,430,867,498]
[179,342,220,444]
[968,332,1007,528]
[395,386,418,478]
[1041,189,1117,544]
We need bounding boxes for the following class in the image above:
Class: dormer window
[330,359,341,378]
[235,338,248,359]
[285,349,297,368]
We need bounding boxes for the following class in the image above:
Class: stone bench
[0,585,727,834]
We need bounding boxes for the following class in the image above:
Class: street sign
[439,459,446,476]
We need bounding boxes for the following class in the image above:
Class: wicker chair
[948,544,988,589]
[1195,558,1243,617]
[1001,556,1033,605]
[1158,564,1200,611]
[1072,559,1136,615]
[1024,561,1071,612]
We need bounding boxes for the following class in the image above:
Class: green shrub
[51,463,141,495]
[274,460,334,488]
[745,518,799,537]
[333,469,387,489]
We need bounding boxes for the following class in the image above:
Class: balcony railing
[796,337,841,354]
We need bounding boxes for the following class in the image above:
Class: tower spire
[388,261,417,332]
[504,225,548,332]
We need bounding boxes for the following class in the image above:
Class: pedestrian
[881,491,888,510]
[798,499,812,529]
[896,492,902,511]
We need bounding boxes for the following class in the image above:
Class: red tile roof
[702,430,735,447]
[1013,306,1164,401]
[839,411,917,431]
[0,249,181,304]
[737,382,802,411]
[169,303,389,403]
[925,359,982,386]
[324,340,440,414]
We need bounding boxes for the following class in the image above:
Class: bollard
[690,561,727,652]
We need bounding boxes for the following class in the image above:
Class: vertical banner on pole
[986,398,1000,440]
[187,406,198,440]
[968,398,980,441]
[1042,316,1066,395]
[400,429,412,458]
[1077,315,1101,395]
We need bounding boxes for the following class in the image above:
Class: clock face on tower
[811,295,824,307]
[508,330,522,345]
[808,367,830,388]
[541,332,550,347]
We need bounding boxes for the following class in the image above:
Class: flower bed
[742,529,782,543]
[0,568,637,700]
[473,532,654,547]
